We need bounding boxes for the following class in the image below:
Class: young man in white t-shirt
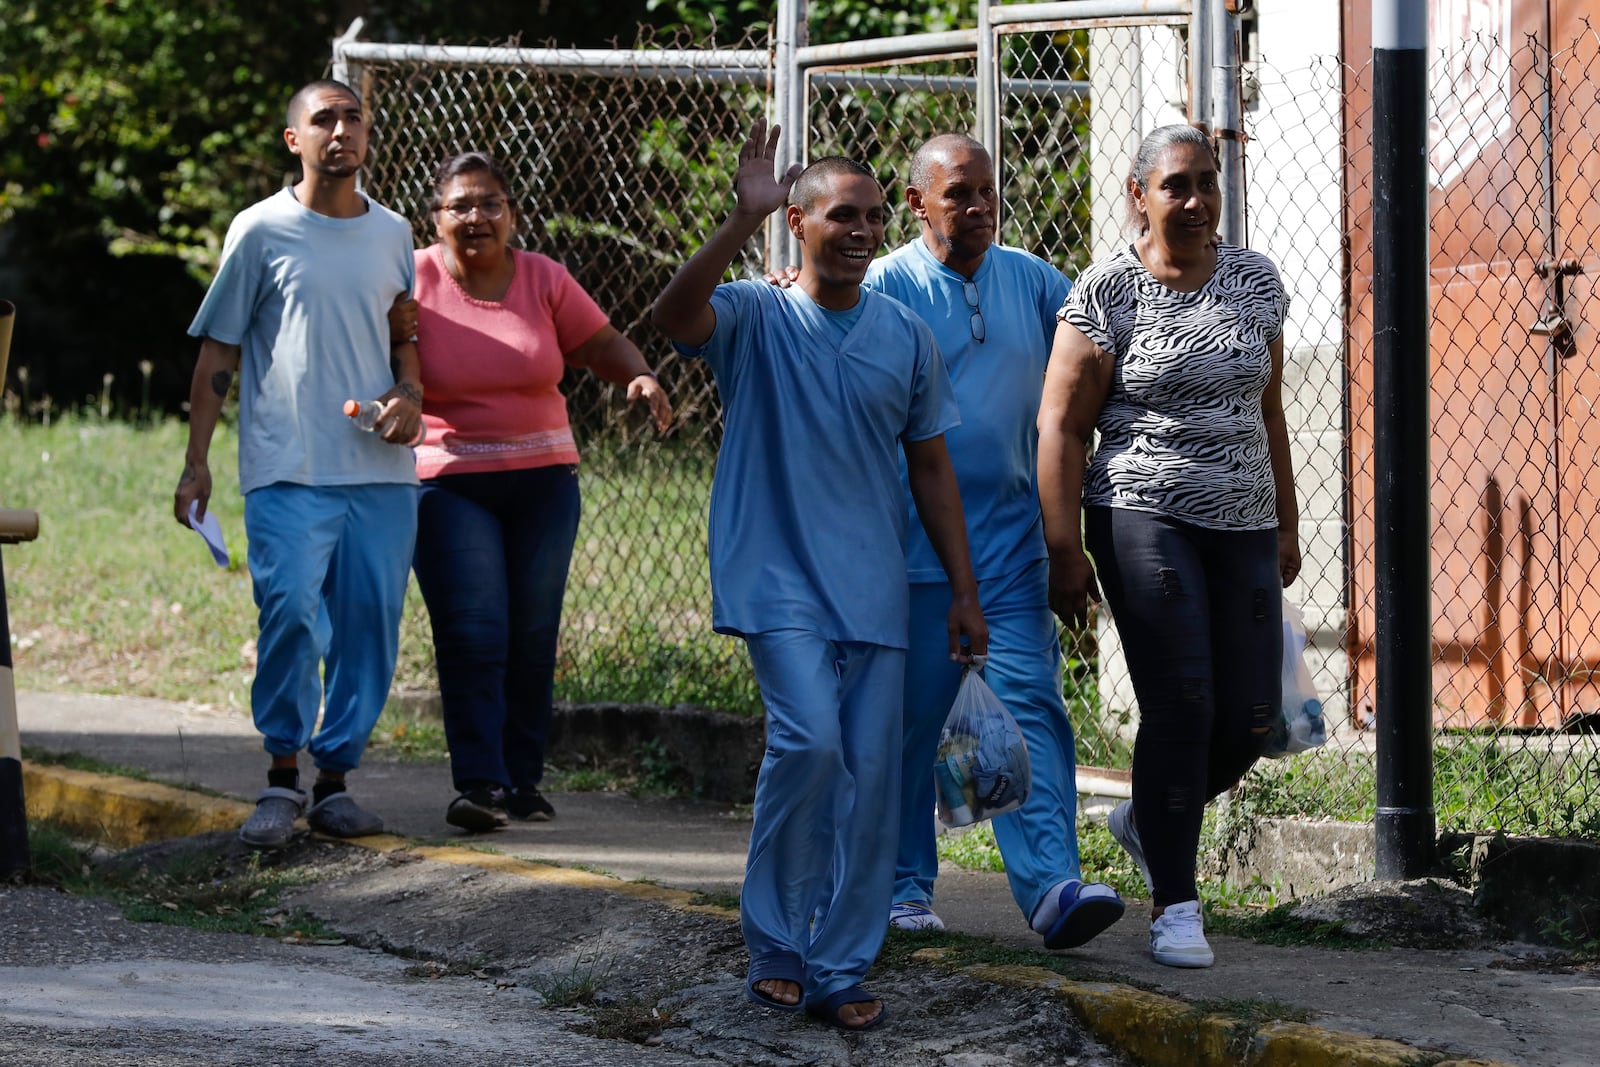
[174,80,422,849]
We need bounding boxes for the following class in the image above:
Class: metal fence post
[331,17,364,91]
[771,0,804,270]
[1189,0,1213,128]
[1210,0,1245,245]
[977,0,1001,223]
[1371,0,1436,879]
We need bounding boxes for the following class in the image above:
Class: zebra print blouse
[1057,242,1289,532]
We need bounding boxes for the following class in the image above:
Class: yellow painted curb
[939,959,1519,1067]
[17,765,1519,1067]
[24,765,252,849]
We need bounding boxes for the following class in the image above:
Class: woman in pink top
[394,151,672,832]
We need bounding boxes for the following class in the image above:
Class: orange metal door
[1549,0,1600,724]
[1344,0,1564,728]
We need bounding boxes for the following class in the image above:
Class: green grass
[528,955,611,1007]
[0,416,761,714]
[0,418,256,709]
[26,819,341,940]
[21,744,155,782]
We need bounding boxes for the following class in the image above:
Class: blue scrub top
[867,240,1069,582]
[678,279,959,647]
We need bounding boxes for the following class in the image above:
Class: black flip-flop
[745,950,804,1013]
[806,985,887,1031]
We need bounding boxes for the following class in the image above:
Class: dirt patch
[1288,877,1493,948]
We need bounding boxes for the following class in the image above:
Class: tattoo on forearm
[210,370,233,398]
[395,381,423,405]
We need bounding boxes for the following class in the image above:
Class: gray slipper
[306,792,384,838]
[239,786,307,849]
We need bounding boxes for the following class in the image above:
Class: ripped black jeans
[1086,506,1282,908]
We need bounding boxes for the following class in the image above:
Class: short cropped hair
[907,134,988,192]
[286,79,361,127]
[789,156,879,211]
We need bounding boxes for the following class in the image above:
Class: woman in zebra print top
[1037,124,1300,970]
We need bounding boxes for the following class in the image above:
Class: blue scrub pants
[411,465,580,793]
[896,558,1081,923]
[244,482,417,773]
[741,630,903,1003]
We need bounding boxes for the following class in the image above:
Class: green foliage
[1075,817,1148,898]
[368,708,452,761]
[633,737,693,796]
[646,0,969,43]
[936,821,1007,874]
[0,0,323,275]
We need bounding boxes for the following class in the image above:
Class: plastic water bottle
[343,399,424,445]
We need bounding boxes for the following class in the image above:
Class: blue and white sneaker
[1040,878,1125,950]
[888,901,946,931]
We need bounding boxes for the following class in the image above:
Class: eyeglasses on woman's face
[963,280,986,343]
[441,197,508,221]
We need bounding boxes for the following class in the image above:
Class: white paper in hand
[186,500,231,568]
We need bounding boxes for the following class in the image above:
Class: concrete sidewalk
[16,689,1595,1067]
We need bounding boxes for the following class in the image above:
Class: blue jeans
[244,483,418,773]
[896,559,1081,923]
[412,465,581,793]
[1085,506,1280,907]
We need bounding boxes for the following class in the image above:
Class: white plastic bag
[933,657,1032,827]
[1264,598,1327,758]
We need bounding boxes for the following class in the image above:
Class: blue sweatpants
[741,630,903,1004]
[896,558,1081,923]
[244,482,417,773]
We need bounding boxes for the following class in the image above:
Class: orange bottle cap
[342,399,360,417]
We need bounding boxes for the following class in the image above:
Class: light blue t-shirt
[678,280,959,647]
[189,188,419,495]
[866,239,1070,582]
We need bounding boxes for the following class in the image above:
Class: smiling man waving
[651,121,987,1033]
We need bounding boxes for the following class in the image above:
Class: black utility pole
[1371,0,1436,878]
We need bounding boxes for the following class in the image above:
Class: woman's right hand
[627,373,674,432]
[388,293,419,344]
[1047,547,1101,630]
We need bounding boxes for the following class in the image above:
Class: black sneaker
[446,788,510,833]
[503,786,555,821]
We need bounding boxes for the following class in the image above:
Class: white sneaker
[888,901,946,931]
[1150,899,1214,968]
[1107,800,1153,893]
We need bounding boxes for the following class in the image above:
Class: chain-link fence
[343,11,1600,846]
[347,29,771,714]
[1233,25,1600,847]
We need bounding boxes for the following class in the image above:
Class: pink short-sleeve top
[411,243,610,479]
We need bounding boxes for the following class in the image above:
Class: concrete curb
[21,763,1518,1067]
[947,957,1515,1067]
[24,765,253,849]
